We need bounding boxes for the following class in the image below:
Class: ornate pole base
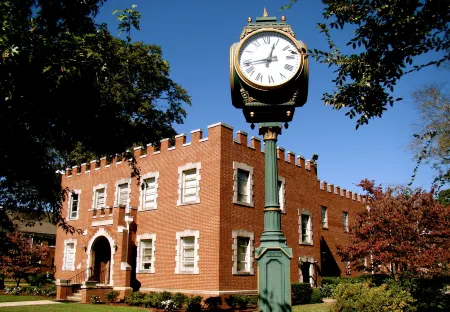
[255,123,292,312]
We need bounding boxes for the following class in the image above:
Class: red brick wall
[55,122,365,296]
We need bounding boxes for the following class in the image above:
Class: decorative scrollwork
[240,88,256,103]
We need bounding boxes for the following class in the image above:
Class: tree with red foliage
[0,231,49,287]
[339,179,450,280]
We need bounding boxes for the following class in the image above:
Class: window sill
[322,227,329,230]
[139,207,157,212]
[300,242,313,246]
[176,271,198,275]
[137,270,155,274]
[178,202,199,207]
[233,201,254,208]
[233,272,254,276]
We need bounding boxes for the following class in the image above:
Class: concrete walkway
[0,300,62,307]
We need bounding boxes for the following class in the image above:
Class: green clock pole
[255,122,292,312]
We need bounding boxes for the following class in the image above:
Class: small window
[301,214,312,244]
[94,188,105,209]
[141,240,153,270]
[181,236,195,272]
[342,211,349,232]
[117,183,129,206]
[69,193,79,219]
[321,206,328,228]
[278,177,286,213]
[63,242,75,270]
[237,169,250,203]
[237,237,250,273]
[182,169,198,204]
[142,178,156,209]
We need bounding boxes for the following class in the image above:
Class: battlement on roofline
[62,122,366,204]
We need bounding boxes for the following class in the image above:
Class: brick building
[54,122,365,302]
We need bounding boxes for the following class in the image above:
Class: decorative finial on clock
[281,16,286,22]
[263,7,268,17]
[248,17,252,23]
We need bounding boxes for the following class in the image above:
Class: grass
[0,303,147,312]
[292,303,335,312]
[0,295,51,303]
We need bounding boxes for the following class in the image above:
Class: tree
[437,188,450,206]
[339,179,450,280]
[409,84,450,186]
[282,0,450,128]
[0,231,49,287]
[0,1,191,230]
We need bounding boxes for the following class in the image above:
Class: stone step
[66,295,82,302]
[72,292,82,298]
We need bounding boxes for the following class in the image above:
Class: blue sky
[95,0,448,193]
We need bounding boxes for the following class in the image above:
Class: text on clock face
[238,31,301,87]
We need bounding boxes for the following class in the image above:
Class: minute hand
[244,56,278,64]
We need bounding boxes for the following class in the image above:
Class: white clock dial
[236,30,302,89]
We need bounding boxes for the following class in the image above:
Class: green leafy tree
[282,0,449,128]
[437,188,450,206]
[0,1,190,230]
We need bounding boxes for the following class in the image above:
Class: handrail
[67,266,92,286]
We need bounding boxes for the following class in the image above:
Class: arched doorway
[90,236,111,284]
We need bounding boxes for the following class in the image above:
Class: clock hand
[244,56,278,65]
[268,43,275,60]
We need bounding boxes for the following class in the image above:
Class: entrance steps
[66,290,82,302]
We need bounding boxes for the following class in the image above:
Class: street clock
[230,13,308,124]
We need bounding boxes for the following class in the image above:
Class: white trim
[278,176,286,213]
[175,230,200,274]
[342,211,349,232]
[86,228,116,286]
[177,163,201,206]
[321,206,328,228]
[232,162,254,207]
[92,219,114,227]
[232,230,255,275]
[92,184,108,209]
[139,287,257,295]
[139,172,159,211]
[62,238,77,271]
[136,233,156,273]
[114,178,131,207]
[68,190,81,220]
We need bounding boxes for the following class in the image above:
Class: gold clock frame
[233,28,305,91]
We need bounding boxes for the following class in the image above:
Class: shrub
[160,299,176,312]
[5,287,21,295]
[204,296,222,311]
[125,291,146,306]
[172,292,188,309]
[186,295,203,312]
[106,290,119,303]
[310,288,323,304]
[160,291,173,301]
[142,292,162,308]
[319,283,335,298]
[90,295,104,304]
[291,283,312,305]
[334,282,416,312]
[225,295,256,310]
[44,284,56,297]
[27,273,53,287]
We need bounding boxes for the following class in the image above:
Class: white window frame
[232,162,254,207]
[298,209,313,245]
[68,190,81,220]
[321,206,328,229]
[177,163,201,206]
[139,172,159,211]
[175,230,200,274]
[232,230,255,275]
[278,176,286,213]
[62,238,77,271]
[136,233,156,273]
[342,211,349,232]
[92,184,108,209]
[114,178,131,207]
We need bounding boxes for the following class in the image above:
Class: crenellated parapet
[62,122,362,203]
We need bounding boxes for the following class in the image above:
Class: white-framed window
[136,233,156,273]
[62,238,77,271]
[321,206,328,228]
[232,230,255,275]
[68,190,81,220]
[139,172,159,211]
[342,211,349,232]
[232,162,254,207]
[92,184,107,209]
[114,178,131,207]
[177,163,201,206]
[175,230,199,274]
[278,176,286,213]
[298,209,313,245]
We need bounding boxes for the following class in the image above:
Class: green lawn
[292,303,335,312]
[0,295,51,303]
[0,304,147,312]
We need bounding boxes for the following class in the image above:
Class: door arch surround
[86,228,116,285]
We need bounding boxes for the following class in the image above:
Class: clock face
[236,30,303,89]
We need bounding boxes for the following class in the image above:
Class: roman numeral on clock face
[286,55,296,60]
[282,45,290,51]
[256,73,263,82]
[252,41,261,48]
[268,75,274,84]
[246,66,255,75]
[280,73,286,80]
[284,64,294,71]
[262,36,270,44]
